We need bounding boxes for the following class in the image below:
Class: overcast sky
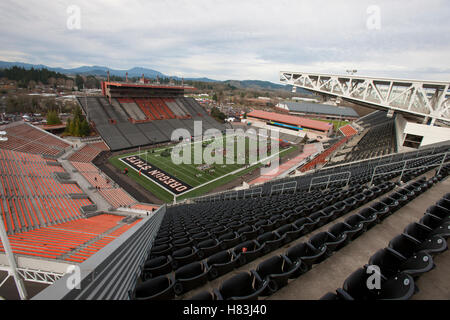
[0,0,449,82]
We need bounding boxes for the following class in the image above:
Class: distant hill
[0,61,166,78]
[0,60,309,93]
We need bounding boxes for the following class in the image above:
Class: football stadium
[1,71,449,303]
[0,1,450,309]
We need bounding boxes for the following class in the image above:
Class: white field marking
[178,146,294,198]
[140,152,207,185]
[119,133,289,199]
[118,157,177,196]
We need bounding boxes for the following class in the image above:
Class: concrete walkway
[57,146,113,213]
[249,144,320,185]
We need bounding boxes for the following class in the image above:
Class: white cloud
[0,0,449,82]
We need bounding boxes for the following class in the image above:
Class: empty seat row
[321,188,449,300]
[131,173,442,300]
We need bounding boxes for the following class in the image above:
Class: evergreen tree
[65,118,71,134]
[46,110,62,125]
[75,74,84,90]
[80,119,90,137]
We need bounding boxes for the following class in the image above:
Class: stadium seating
[78,96,226,151]
[339,124,358,137]
[322,190,450,300]
[300,136,351,172]
[71,161,135,208]
[68,142,109,163]
[344,119,396,162]
[130,142,449,299]
[0,122,70,157]
[0,213,141,262]
[0,149,90,234]
[214,271,269,300]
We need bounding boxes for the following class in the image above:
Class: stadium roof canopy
[247,110,333,132]
[280,101,358,118]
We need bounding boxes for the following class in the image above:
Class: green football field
[109,135,296,203]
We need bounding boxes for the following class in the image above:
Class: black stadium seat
[285,242,325,271]
[150,243,173,257]
[197,238,222,258]
[218,232,241,250]
[171,247,201,269]
[403,222,448,255]
[256,231,285,254]
[340,267,415,300]
[308,231,347,262]
[368,247,434,279]
[206,250,239,280]
[233,240,264,265]
[274,223,303,243]
[133,274,176,300]
[142,256,173,280]
[255,255,303,295]
[215,271,269,300]
[419,214,450,238]
[174,261,210,295]
[190,290,218,300]
[426,205,450,221]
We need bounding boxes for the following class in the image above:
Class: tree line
[0,66,68,88]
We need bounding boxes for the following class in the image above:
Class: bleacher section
[0,213,142,263]
[328,117,396,166]
[339,124,358,137]
[355,110,390,128]
[71,161,136,208]
[300,136,351,172]
[130,142,450,300]
[198,144,450,201]
[117,98,147,121]
[322,191,450,300]
[0,149,90,235]
[77,96,226,151]
[163,98,188,118]
[68,142,109,163]
[0,122,70,157]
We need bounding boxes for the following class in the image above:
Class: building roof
[281,101,358,117]
[247,110,333,131]
[102,81,195,91]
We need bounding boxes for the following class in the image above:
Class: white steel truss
[0,264,64,285]
[280,71,450,124]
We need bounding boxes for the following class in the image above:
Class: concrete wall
[395,114,408,149]
[403,122,450,147]
[0,254,71,274]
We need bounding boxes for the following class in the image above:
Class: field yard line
[144,152,212,184]
[141,154,206,186]
[117,157,176,196]
[136,133,239,155]
[178,146,294,198]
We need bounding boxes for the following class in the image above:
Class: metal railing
[368,152,449,186]
[244,187,263,198]
[270,181,297,196]
[308,171,351,192]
